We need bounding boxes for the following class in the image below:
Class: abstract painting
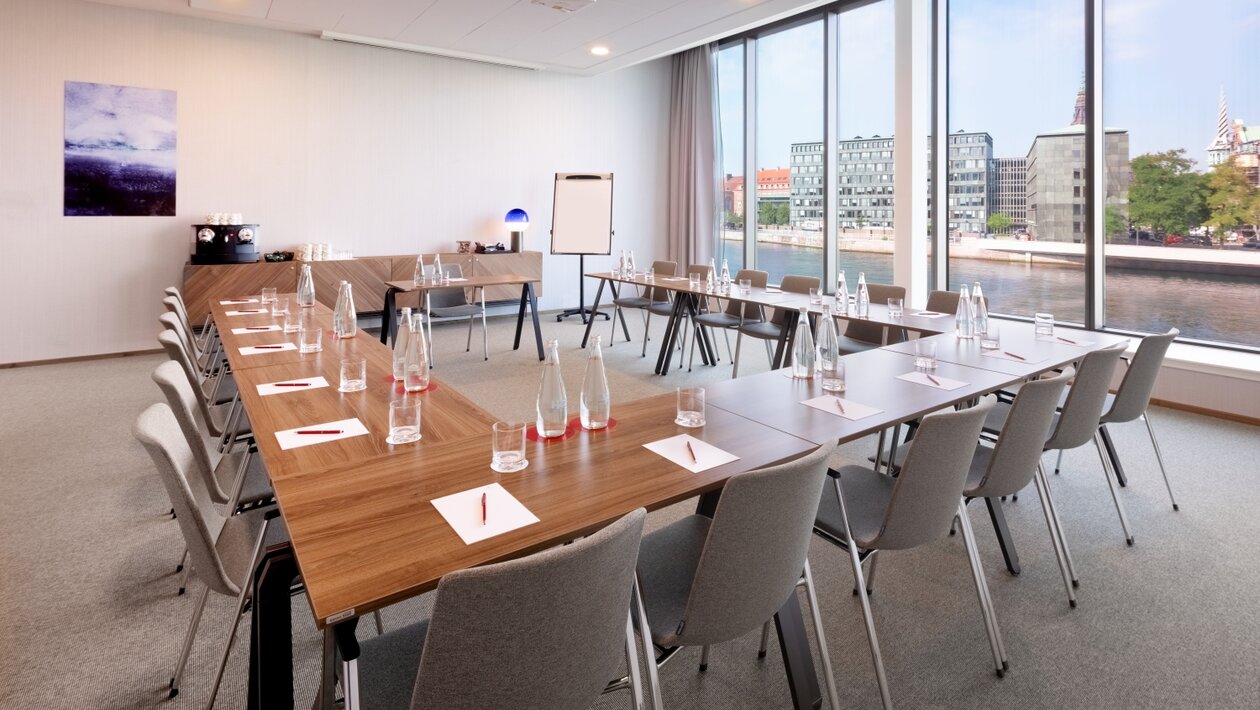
[64,81,176,216]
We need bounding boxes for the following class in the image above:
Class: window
[717,43,745,273]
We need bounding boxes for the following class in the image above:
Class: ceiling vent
[530,0,596,13]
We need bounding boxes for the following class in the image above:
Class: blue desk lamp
[505,208,529,252]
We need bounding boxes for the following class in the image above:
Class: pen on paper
[926,374,941,386]
[685,441,698,464]
[835,397,846,414]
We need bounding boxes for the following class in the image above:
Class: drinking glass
[298,323,323,353]
[914,340,938,371]
[387,399,421,444]
[270,295,288,318]
[339,357,366,392]
[980,323,1001,350]
[821,358,846,393]
[675,387,705,427]
[887,297,904,318]
[645,269,655,282]
[689,273,702,289]
[491,421,529,473]
[1034,313,1055,337]
[739,278,752,295]
[282,306,299,333]
[260,287,277,305]
[809,287,822,305]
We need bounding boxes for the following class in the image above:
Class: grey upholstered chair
[164,286,218,356]
[925,289,960,315]
[731,274,820,378]
[162,294,220,375]
[834,282,908,354]
[610,259,677,356]
[1096,328,1180,510]
[418,263,488,364]
[351,509,647,710]
[986,342,1131,545]
[689,268,768,370]
[965,369,1078,607]
[633,443,841,710]
[814,397,1002,709]
[159,309,224,392]
[133,403,282,707]
[157,330,248,449]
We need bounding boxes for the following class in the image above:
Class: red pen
[685,441,698,464]
[273,382,310,387]
[239,309,265,313]
[296,429,342,435]
[252,345,285,349]
[481,492,487,526]
[223,299,253,304]
[245,326,274,330]
[835,397,846,414]
[926,374,941,386]
[1004,351,1027,361]
[1057,336,1078,345]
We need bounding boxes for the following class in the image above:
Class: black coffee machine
[191,224,260,264]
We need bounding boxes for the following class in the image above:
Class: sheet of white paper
[225,309,269,316]
[912,311,951,318]
[1037,335,1095,347]
[220,298,260,305]
[764,288,783,294]
[256,376,330,397]
[980,350,1047,364]
[275,418,369,450]
[800,394,884,421]
[896,371,968,391]
[431,483,540,545]
[444,277,469,282]
[240,342,297,356]
[643,434,740,474]
[231,325,281,335]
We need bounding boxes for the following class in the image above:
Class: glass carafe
[956,284,975,339]
[332,281,357,338]
[972,281,989,336]
[836,271,849,315]
[791,307,816,379]
[535,339,568,437]
[579,336,611,430]
[816,304,844,392]
[392,307,412,381]
[296,263,315,308]
[402,313,430,392]
[855,272,870,318]
[413,256,425,286]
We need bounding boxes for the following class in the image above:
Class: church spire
[1208,86,1233,165]
[1071,74,1086,126]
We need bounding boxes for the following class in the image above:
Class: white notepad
[800,394,884,421]
[980,350,1046,365]
[231,325,281,335]
[220,298,259,305]
[431,483,540,545]
[643,434,740,474]
[912,311,951,318]
[256,376,329,397]
[275,418,369,450]
[897,371,968,391]
[1038,335,1095,348]
[225,309,269,316]
[240,342,297,356]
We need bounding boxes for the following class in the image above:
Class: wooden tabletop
[384,272,539,293]
[270,393,819,625]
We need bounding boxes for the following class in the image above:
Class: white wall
[0,0,671,364]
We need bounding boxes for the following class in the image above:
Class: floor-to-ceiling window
[1102,0,1260,348]
[946,0,1087,324]
[717,43,746,274]
[755,19,824,285]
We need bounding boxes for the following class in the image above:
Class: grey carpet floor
[1,310,1258,709]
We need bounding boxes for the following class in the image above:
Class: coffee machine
[191,224,260,264]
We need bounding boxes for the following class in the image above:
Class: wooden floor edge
[1150,397,1260,426]
[0,348,163,369]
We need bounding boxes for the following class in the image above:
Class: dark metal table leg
[984,497,1022,575]
[773,309,799,370]
[581,279,608,348]
[379,287,401,346]
[249,545,299,710]
[775,596,824,710]
[512,283,545,360]
[655,296,688,374]
[1099,425,1127,487]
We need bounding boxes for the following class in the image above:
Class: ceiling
[84,0,829,75]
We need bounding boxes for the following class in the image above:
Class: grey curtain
[666,43,719,269]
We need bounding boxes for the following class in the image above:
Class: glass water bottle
[579,336,611,430]
[972,281,989,336]
[332,281,357,339]
[392,307,412,381]
[855,272,870,318]
[791,307,816,379]
[296,264,315,308]
[402,313,430,392]
[535,339,568,438]
[816,303,844,392]
[956,284,975,339]
[413,256,425,285]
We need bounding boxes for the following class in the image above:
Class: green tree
[723,210,743,228]
[758,201,774,226]
[1205,160,1258,245]
[986,212,1013,234]
[855,213,867,231]
[1105,205,1129,242]
[1249,192,1260,239]
[1128,149,1208,236]
[774,203,790,226]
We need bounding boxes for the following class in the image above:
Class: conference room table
[378,273,545,362]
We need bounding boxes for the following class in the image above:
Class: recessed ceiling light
[590,46,610,57]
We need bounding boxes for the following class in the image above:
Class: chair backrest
[865,397,996,550]
[157,330,223,436]
[151,360,230,504]
[159,311,201,365]
[670,442,835,646]
[969,369,1075,498]
[1104,329,1176,423]
[409,509,646,710]
[644,260,677,303]
[162,295,198,351]
[132,403,238,596]
[842,283,907,344]
[768,275,821,326]
[722,269,769,320]
[687,264,713,281]
[428,263,471,309]
[1045,342,1126,450]
[925,289,987,315]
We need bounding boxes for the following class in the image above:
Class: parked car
[1164,234,1184,245]
[1243,238,1260,250]
[1173,234,1214,247]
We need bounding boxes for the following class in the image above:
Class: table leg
[773,309,799,370]
[248,545,299,710]
[685,295,717,366]
[581,279,607,348]
[655,296,687,375]
[1099,424,1127,487]
[379,287,401,346]
[512,283,545,360]
[607,283,632,343]
[984,497,1022,575]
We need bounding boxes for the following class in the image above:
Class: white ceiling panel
[266,0,349,29]
[510,0,656,62]
[395,0,519,47]
[331,0,437,39]
[449,1,576,55]
[189,0,272,20]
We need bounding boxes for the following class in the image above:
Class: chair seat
[694,312,747,329]
[647,301,675,317]
[358,619,432,710]
[214,509,287,595]
[834,334,881,356]
[635,514,711,648]
[214,450,274,507]
[983,400,1058,445]
[612,296,652,309]
[814,465,893,550]
[429,304,483,319]
[737,321,784,341]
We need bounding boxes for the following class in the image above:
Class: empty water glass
[887,297,904,318]
[388,399,421,444]
[645,269,655,282]
[689,273,702,289]
[980,323,1001,350]
[739,278,752,295]
[260,287,277,305]
[675,386,705,428]
[491,421,528,473]
[339,357,366,392]
[1034,313,1055,337]
[270,295,288,318]
[282,306,299,333]
[914,339,938,371]
[821,358,846,393]
[298,322,323,353]
[809,287,822,305]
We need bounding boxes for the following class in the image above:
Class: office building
[989,157,1028,234]
[1026,125,1130,243]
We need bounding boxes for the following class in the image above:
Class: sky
[717,0,1260,176]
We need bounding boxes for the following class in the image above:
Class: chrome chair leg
[641,311,653,357]
[609,305,621,346]
[465,314,473,352]
[169,584,211,697]
[1142,413,1179,511]
[1033,464,1076,607]
[1038,462,1079,586]
[762,338,773,366]
[758,620,771,658]
[176,559,191,596]
[1054,447,1064,475]
[373,610,384,635]
[205,517,271,710]
[802,558,841,710]
[956,502,1008,675]
[340,657,361,710]
[732,332,745,379]
[833,478,893,709]
[480,290,489,361]
[1094,433,1135,545]
[631,579,664,710]
[624,612,646,710]
[699,644,710,672]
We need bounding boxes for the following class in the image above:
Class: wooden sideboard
[181,251,542,322]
